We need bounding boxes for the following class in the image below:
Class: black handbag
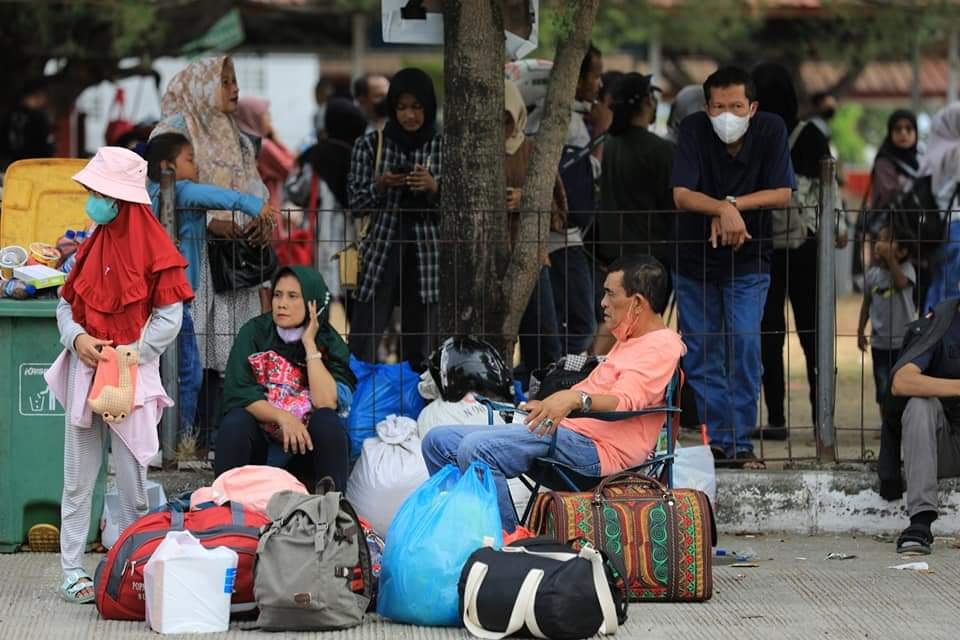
[207,234,279,294]
[531,356,602,401]
[458,537,627,640]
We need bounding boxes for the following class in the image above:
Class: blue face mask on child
[85,194,119,225]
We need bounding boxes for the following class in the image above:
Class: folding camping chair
[478,367,683,526]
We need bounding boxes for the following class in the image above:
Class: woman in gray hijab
[665,85,705,143]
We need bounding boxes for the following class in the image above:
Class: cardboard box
[13,264,65,289]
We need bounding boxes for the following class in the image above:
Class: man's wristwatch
[579,391,592,413]
[725,195,738,209]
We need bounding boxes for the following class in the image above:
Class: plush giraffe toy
[87,346,139,423]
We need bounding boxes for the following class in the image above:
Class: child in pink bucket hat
[39,146,193,604]
[72,146,152,204]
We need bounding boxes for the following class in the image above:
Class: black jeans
[349,224,437,370]
[760,239,817,427]
[871,348,900,408]
[548,245,596,354]
[214,407,350,492]
[517,266,561,382]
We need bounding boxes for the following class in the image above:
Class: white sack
[346,415,429,537]
[673,444,717,507]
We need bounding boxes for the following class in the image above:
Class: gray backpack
[254,490,372,631]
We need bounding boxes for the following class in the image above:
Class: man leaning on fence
[671,66,795,469]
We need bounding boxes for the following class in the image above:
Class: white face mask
[276,326,306,343]
[709,111,750,144]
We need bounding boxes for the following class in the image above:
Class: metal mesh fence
[159,159,959,470]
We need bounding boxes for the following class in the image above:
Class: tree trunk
[441,0,600,363]
[498,0,601,355]
[440,2,507,350]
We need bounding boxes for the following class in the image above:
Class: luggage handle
[170,500,245,530]
[592,471,672,504]
[462,562,544,639]
[462,548,621,638]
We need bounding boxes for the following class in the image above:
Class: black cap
[613,73,662,106]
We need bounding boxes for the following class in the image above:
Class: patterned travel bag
[527,472,716,602]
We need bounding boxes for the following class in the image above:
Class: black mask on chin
[373,99,390,119]
[821,107,836,121]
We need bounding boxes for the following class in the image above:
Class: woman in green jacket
[215,266,356,490]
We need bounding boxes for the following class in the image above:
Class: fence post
[817,158,837,462]
[158,168,179,466]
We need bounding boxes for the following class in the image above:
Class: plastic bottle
[1,278,38,300]
[60,253,78,275]
[714,547,756,565]
[59,230,87,274]
[56,230,79,262]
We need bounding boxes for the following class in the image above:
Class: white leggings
[60,365,147,575]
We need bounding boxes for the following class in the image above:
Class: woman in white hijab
[921,103,960,310]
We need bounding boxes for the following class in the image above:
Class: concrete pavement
[1,534,958,639]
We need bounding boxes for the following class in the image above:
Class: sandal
[60,569,96,604]
[896,524,933,555]
[726,450,767,470]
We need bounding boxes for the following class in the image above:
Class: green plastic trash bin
[0,299,104,552]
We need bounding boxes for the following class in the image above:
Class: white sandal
[60,570,95,604]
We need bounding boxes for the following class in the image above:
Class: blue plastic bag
[378,462,503,627]
[346,356,425,458]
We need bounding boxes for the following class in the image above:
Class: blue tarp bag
[378,462,504,626]
[346,356,425,458]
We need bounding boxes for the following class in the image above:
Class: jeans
[518,266,561,381]
[676,271,771,457]
[761,241,817,427]
[177,304,202,438]
[421,425,601,532]
[214,407,351,492]
[871,348,900,408]
[548,245,596,354]
[925,217,960,313]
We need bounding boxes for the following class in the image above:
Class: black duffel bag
[458,537,628,640]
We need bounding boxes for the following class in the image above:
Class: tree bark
[498,0,601,354]
[441,0,600,363]
[440,1,508,345]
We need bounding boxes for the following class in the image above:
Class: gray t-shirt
[867,261,917,350]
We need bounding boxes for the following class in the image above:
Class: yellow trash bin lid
[1,158,89,249]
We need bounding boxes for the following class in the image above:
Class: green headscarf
[222,266,355,414]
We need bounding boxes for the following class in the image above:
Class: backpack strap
[338,498,374,606]
[788,120,807,150]
[170,509,185,531]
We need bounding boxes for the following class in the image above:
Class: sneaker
[503,526,536,546]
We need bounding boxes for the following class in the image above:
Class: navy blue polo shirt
[671,111,796,278]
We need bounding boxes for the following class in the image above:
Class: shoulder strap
[374,129,384,176]
[889,156,919,180]
[948,182,960,211]
[788,120,807,150]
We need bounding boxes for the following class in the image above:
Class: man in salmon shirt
[421,255,685,532]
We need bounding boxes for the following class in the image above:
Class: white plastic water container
[144,531,238,634]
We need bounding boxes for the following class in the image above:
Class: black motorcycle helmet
[426,336,513,402]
